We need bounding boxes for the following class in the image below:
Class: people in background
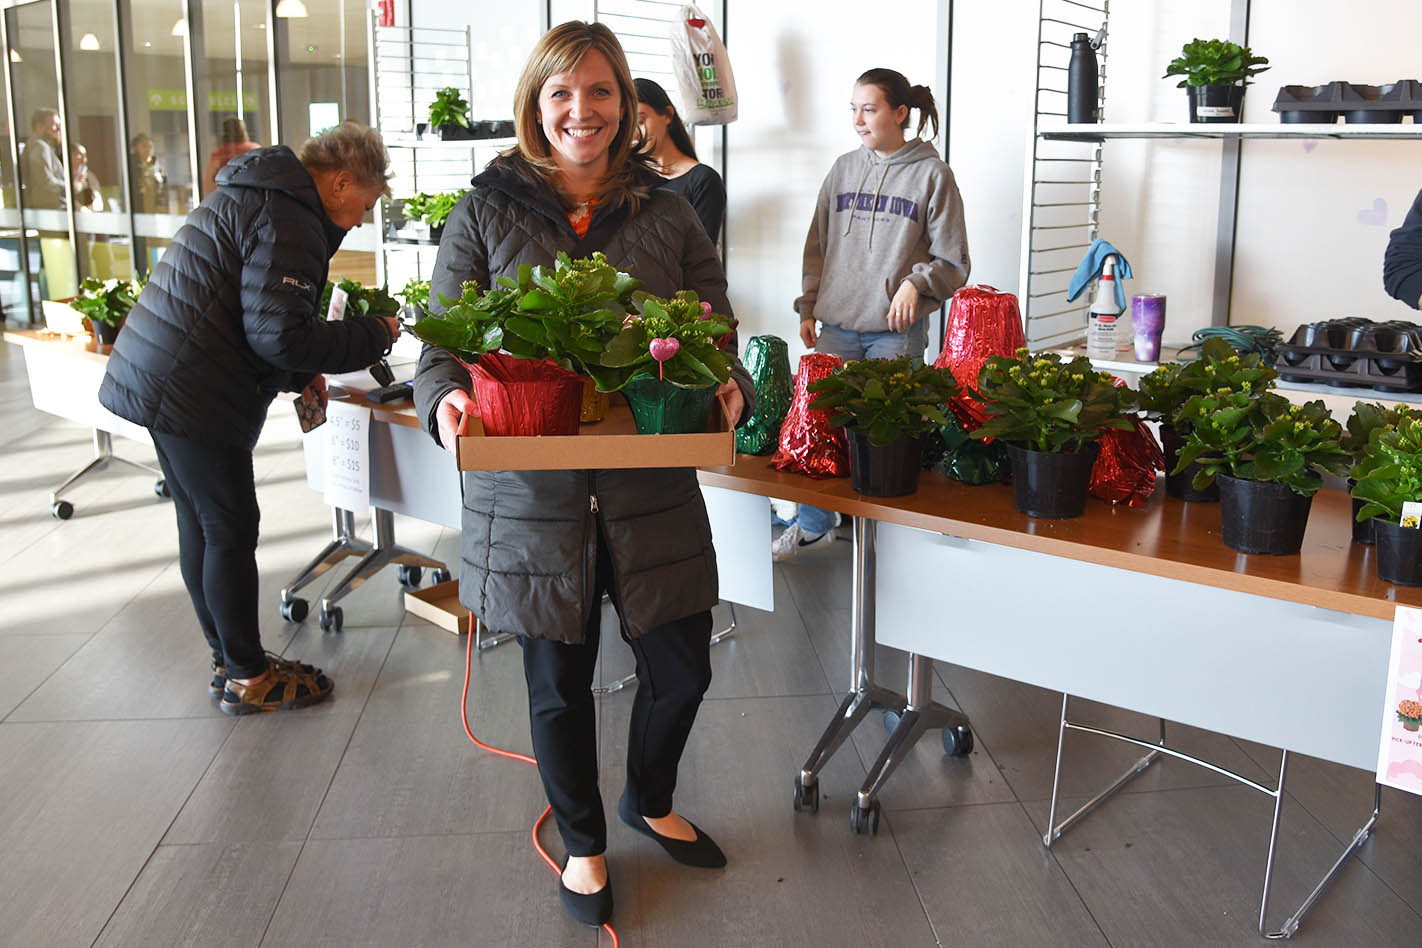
[775,66,970,562]
[202,117,261,195]
[21,107,66,209]
[130,132,166,213]
[98,121,401,717]
[71,144,104,212]
[413,21,753,930]
[634,77,725,244]
[1384,188,1422,308]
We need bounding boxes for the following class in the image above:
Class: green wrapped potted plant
[807,356,958,497]
[69,275,143,347]
[421,86,473,140]
[1163,37,1270,124]
[1350,412,1422,585]
[1342,402,1412,545]
[971,348,1138,518]
[1140,338,1277,502]
[1175,391,1349,554]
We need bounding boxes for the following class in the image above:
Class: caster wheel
[942,725,974,757]
[319,606,343,632]
[430,568,452,585]
[154,479,170,498]
[850,800,881,835]
[397,565,422,588]
[882,709,902,734]
[280,598,309,623]
[792,778,820,814]
[50,500,74,520]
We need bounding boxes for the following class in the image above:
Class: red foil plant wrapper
[462,351,585,437]
[770,353,848,477]
[1088,379,1164,507]
[933,285,1026,427]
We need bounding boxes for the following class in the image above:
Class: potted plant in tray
[1163,37,1270,124]
[1175,391,1349,555]
[1139,337,1277,502]
[1349,412,1422,585]
[971,348,1138,518]
[421,86,473,140]
[807,356,958,497]
[69,275,144,347]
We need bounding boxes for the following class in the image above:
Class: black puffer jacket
[99,146,392,449]
[413,159,755,644]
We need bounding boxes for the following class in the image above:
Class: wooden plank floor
[2,341,1419,947]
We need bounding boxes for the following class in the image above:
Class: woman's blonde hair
[299,120,392,198]
[502,21,647,212]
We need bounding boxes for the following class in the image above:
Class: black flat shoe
[558,857,613,927]
[618,791,726,869]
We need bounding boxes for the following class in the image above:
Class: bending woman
[412,21,754,929]
[635,77,725,243]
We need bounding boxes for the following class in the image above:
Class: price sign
[326,285,348,321]
[323,400,370,511]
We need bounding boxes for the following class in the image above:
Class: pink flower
[699,301,712,320]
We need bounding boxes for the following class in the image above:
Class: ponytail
[856,68,940,141]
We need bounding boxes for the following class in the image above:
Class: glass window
[192,0,270,200]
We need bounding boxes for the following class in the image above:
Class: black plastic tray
[1273,317,1422,391]
[1272,81,1421,124]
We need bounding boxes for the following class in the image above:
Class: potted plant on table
[807,356,958,497]
[971,348,1138,518]
[420,86,473,140]
[1342,402,1412,545]
[69,275,144,348]
[1349,412,1422,585]
[1163,37,1270,124]
[1175,391,1349,555]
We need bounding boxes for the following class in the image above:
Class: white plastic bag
[670,4,738,125]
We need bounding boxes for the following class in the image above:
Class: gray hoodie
[795,140,970,334]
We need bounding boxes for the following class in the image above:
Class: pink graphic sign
[1377,606,1422,795]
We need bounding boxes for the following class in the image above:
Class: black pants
[520,526,713,857]
[151,432,267,679]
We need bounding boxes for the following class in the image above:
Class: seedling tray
[1272,80,1421,124]
[1273,317,1422,392]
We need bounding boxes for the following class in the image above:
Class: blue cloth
[1067,238,1133,312]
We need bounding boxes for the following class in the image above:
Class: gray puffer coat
[413,159,755,644]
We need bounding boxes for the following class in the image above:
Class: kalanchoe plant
[597,290,733,392]
[1139,337,1277,427]
[1163,38,1270,88]
[69,275,144,326]
[1174,391,1349,497]
[399,278,430,313]
[807,356,958,447]
[1350,412,1422,523]
[320,278,401,320]
[407,279,517,364]
[1342,402,1413,463]
[427,86,471,129]
[970,348,1137,453]
[402,189,468,230]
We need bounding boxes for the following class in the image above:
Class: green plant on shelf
[68,275,144,327]
[970,348,1137,453]
[807,356,957,446]
[1175,391,1349,497]
[1163,38,1270,88]
[1350,412,1422,523]
[427,86,471,129]
[402,190,468,230]
[399,278,430,312]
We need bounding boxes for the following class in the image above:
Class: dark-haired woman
[634,77,725,243]
[775,68,970,562]
[413,21,753,929]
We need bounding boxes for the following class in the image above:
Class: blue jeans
[793,322,928,537]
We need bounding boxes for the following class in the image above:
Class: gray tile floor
[3,340,1420,948]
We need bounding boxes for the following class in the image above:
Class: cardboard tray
[456,395,735,471]
[403,580,468,635]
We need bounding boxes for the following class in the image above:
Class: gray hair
[298,120,391,198]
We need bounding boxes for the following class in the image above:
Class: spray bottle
[1086,256,1121,359]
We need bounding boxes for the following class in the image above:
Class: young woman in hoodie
[774,67,971,562]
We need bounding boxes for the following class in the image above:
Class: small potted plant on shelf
[1163,37,1270,124]
[69,275,144,348]
[807,356,958,497]
[1342,401,1411,545]
[1139,337,1277,502]
[399,189,468,243]
[1174,391,1349,555]
[971,348,1138,518]
[399,278,430,317]
[1349,411,1422,585]
[421,86,473,140]
[1398,699,1422,732]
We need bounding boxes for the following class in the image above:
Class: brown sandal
[221,661,333,715]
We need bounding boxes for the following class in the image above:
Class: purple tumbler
[1132,294,1166,362]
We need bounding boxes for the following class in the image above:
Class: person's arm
[687,166,725,246]
[414,193,482,447]
[1384,187,1422,309]
[675,199,754,425]
[901,164,970,321]
[794,172,833,347]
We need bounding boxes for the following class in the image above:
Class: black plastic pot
[1187,85,1245,123]
[1159,423,1220,502]
[1004,441,1098,519]
[91,319,121,346]
[1373,518,1422,586]
[848,431,923,497]
[1348,480,1375,545]
[1216,473,1314,555]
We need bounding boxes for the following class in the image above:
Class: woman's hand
[303,373,328,410]
[887,281,921,332]
[799,318,819,349]
[379,316,402,346]
[716,379,746,427]
[436,388,476,454]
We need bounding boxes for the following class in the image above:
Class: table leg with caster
[318,507,446,631]
[49,429,167,519]
[279,508,370,624]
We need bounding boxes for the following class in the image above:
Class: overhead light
[171,18,187,37]
[256,22,266,29]
[9,49,20,63]
[79,33,100,51]
[144,41,151,47]
[275,0,308,17]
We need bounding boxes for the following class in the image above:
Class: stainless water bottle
[1067,33,1098,124]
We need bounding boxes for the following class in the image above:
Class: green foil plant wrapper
[735,335,792,455]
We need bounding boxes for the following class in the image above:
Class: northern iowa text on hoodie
[796,139,970,336]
